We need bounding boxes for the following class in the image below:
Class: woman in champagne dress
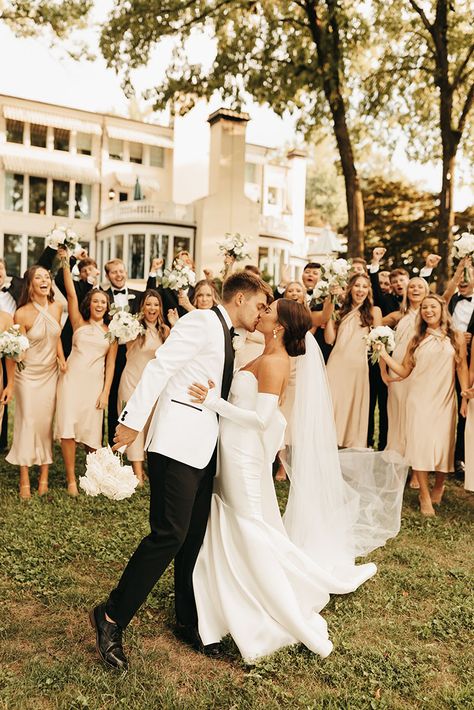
[55,255,117,496]
[383,278,430,488]
[462,348,474,492]
[6,266,65,499]
[377,294,468,516]
[118,289,169,484]
[325,274,382,448]
[0,310,15,430]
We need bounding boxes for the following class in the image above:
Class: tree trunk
[437,148,456,288]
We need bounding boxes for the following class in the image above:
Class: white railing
[259,214,292,239]
[100,200,194,226]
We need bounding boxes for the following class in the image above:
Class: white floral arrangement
[0,324,30,371]
[45,226,82,254]
[311,279,330,304]
[105,307,145,345]
[452,231,474,282]
[79,446,139,500]
[319,258,351,304]
[365,325,396,365]
[218,233,251,261]
[161,259,196,291]
[232,333,245,351]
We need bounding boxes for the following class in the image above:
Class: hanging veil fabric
[283,333,408,581]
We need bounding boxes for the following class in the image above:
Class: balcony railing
[100,200,194,226]
[258,214,292,239]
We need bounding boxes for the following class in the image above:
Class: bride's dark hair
[277,298,312,357]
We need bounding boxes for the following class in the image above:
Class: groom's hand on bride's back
[112,423,139,452]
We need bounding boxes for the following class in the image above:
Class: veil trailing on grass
[283,333,408,580]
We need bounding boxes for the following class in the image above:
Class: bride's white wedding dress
[193,369,378,661]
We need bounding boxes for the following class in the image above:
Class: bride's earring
[272,328,278,339]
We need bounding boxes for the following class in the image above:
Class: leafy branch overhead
[0,0,93,38]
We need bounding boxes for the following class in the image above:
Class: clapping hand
[188,380,215,404]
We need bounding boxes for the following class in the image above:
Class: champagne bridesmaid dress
[55,322,111,450]
[465,399,474,492]
[6,303,60,466]
[118,326,164,461]
[386,309,417,455]
[404,330,457,473]
[326,308,370,448]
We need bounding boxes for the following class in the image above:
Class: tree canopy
[0,0,93,39]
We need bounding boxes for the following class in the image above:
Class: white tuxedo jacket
[118,306,231,468]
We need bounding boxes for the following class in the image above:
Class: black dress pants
[454,376,466,463]
[368,362,388,450]
[107,344,127,446]
[106,449,215,629]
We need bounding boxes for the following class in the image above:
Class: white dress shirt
[111,288,130,309]
[0,289,17,315]
[452,296,474,332]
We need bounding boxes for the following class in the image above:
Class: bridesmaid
[377,294,468,516]
[382,278,430,484]
[461,348,474,492]
[325,274,382,448]
[55,254,117,496]
[167,279,219,326]
[118,289,169,484]
[6,266,65,499]
[0,309,16,429]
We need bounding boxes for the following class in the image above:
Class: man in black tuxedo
[104,258,142,447]
[448,263,474,478]
[146,251,196,327]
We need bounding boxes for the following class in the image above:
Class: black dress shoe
[174,624,223,657]
[89,603,128,671]
[203,642,223,657]
[455,460,465,482]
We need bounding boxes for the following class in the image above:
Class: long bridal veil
[283,333,408,579]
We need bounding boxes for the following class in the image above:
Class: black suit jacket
[146,276,195,327]
[369,267,435,317]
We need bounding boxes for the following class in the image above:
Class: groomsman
[104,259,142,447]
[448,263,474,479]
[146,250,196,326]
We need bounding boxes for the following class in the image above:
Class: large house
[0,94,339,285]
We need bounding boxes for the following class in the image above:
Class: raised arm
[311,296,334,330]
[58,247,82,330]
[382,310,403,328]
[443,256,470,304]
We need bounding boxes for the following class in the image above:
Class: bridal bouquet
[161,259,196,291]
[106,307,144,345]
[218,233,251,262]
[79,447,139,500]
[45,226,82,254]
[452,231,474,282]
[311,279,330,304]
[320,258,351,304]
[0,324,30,371]
[365,325,396,365]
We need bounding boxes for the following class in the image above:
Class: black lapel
[212,306,235,401]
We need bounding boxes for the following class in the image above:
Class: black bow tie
[1,286,9,293]
[457,295,473,303]
[113,289,126,296]
[306,289,313,296]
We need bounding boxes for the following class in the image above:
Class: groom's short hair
[222,272,271,303]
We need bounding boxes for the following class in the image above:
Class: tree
[0,0,93,52]
[366,1,474,285]
[99,1,373,256]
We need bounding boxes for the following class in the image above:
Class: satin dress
[6,303,60,466]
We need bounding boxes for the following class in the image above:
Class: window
[119,191,129,202]
[267,186,279,205]
[54,127,70,151]
[258,247,269,275]
[101,239,110,269]
[30,123,47,148]
[150,234,169,262]
[113,235,124,260]
[149,145,164,168]
[6,119,23,144]
[76,132,92,155]
[27,236,46,267]
[29,176,47,214]
[3,234,22,275]
[52,179,69,217]
[109,138,123,161]
[129,142,143,164]
[74,183,91,219]
[128,234,145,279]
[4,173,24,212]
[245,162,257,183]
[173,236,191,256]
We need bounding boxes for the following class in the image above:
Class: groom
[90,272,269,669]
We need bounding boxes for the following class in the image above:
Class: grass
[1,442,473,710]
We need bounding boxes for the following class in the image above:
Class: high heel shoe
[67,482,79,497]
[419,494,435,517]
[19,484,31,500]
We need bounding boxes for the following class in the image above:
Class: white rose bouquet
[0,324,30,371]
[106,307,145,345]
[365,325,396,365]
[79,446,139,500]
[161,259,196,291]
[320,258,351,304]
[45,226,81,254]
[218,233,251,262]
[311,279,330,304]
[452,232,474,283]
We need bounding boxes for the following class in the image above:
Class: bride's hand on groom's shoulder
[112,423,139,452]
[188,380,215,405]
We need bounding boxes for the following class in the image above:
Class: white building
[0,94,339,285]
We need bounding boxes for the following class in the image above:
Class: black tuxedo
[146,275,195,327]
[449,294,474,463]
[309,301,333,363]
[105,286,143,446]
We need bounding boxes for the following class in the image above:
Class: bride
[189,298,407,662]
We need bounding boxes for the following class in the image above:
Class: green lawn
[1,443,473,710]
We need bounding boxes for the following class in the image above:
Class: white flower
[365,325,396,364]
[312,279,330,302]
[232,334,245,351]
[218,233,251,261]
[79,447,139,500]
[45,225,81,252]
[452,232,474,259]
[106,309,144,345]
